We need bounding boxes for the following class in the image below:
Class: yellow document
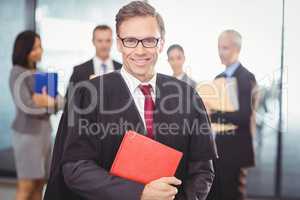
[196,77,239,132]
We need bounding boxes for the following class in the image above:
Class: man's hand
[141,177,182,200]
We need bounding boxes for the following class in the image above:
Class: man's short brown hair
[115,1,165,39]
[93,25,112,39]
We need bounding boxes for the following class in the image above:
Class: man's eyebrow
[120,36,159,39]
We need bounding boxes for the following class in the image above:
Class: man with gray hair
[206,30,257,200]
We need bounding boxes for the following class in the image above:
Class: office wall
[0,0,34,177]
[0,0,27,150]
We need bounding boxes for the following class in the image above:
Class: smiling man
[44,1,217,200]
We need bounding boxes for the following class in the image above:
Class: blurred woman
[9,30,64,200]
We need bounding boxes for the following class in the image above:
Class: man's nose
[135,42,146,54]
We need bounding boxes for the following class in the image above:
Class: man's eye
[124,38,137,43]
[143,38,156,43]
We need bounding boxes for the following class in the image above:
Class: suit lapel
[181,73,188,82]
[114,72,146,135]
[109,72,170,140]
[152,74,181,146]
[87,59,95,76]
[216,63,242,79]
[232,63,243,78]
[152,74,168,142]
[112,60,121,70]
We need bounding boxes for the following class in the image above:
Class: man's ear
[116,38,122,53]
[158,39,165,53]
[92,38,95,47]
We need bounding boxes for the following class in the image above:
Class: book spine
[110,132,130,174]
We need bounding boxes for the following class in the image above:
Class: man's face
[117,16,164,82]
[218,34,240,66]
[93,29,113,60]
[168,48,185,72]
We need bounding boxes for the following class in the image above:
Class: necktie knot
[139,84,152,96]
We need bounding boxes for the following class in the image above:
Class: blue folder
[34,72,58,97]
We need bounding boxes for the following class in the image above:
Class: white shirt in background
[93,56,114,76]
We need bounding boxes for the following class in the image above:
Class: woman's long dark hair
[12,30,40,69]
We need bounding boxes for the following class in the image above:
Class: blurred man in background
[207,29,258,200]
[43,25,122,200]
[167,44,196,88]
[68,25,122,83]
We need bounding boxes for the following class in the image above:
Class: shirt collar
[120,66,157,95]
[93,56,111,65]
[175,72,185,80]
[224,61,240,77]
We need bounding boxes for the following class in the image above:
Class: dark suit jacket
[181,73,197,88]
[210,64,257,167]
[44,71,217,200]
[69,59,122,84]
[65,58,122,104]
[43,59,121,200]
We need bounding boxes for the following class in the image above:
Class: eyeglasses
[118,36,160,48]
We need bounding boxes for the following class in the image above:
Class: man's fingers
[144,179,179,200]
[159,177,182,186]
[151,181,170,191]
[154,186,178,199]
[166,187,178,196]
[155,182,178,193]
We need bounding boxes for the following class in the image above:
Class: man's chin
[131,68,154,79]
[131,64,149,72]
[133,70,148,77]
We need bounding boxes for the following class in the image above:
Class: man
[207,30,258,200]
[43,25,122,200]
[167,44,197,88]
[69,25,122,83]
[44,1,217,200]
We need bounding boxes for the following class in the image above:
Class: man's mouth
[131,58,151,66]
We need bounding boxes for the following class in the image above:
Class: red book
[110,130,183,184]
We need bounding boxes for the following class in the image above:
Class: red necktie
[139,84,155,139]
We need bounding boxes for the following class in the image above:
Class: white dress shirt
[174,72,185,80]
[120,67,156,128]
[93,56,114,76]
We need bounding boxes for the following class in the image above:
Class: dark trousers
[207,160,247,200]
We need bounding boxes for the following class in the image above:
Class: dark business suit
[68,59,122,84]
[207,64,257,200]
[65,59,122,104]
[43,59,121,200]
[44,71,217,200]
[181,73,197,88]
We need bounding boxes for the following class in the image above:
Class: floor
[0,181,265,200]
[0,181,16,200]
